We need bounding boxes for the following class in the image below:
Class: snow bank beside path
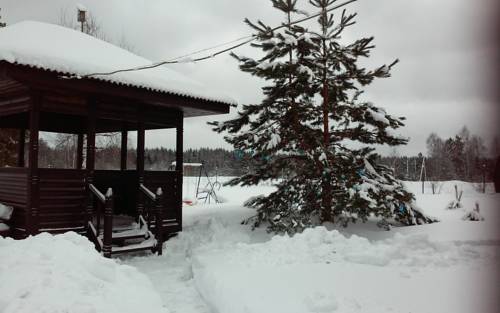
[192,226,499,313]
[195,261,499,313]
[196,227,489,268]
[0,232,169,313]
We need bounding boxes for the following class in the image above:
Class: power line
[69,0,358,79]
[168,34,255,62]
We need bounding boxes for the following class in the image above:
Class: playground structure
[170,162,222,205]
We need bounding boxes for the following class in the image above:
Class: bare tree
[54,134,78,168]
[58,7,136,52]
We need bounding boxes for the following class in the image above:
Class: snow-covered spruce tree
[211,0,436,234]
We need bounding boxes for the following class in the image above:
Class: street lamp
[77,5,87,33]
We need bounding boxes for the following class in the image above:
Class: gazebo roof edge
[0,21,237,107]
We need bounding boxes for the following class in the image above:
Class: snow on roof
[0,21,235,105]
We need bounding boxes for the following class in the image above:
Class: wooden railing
[87,183,114,258]
[139,184,164,255]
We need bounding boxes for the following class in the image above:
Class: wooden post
[27,93,40,236]
[155,187,163,255]
[176,117,183,227]
[419,157,426,194]
[120,130,128,170]
[76,133,84,170]
[17,129,25,167]
[86,102,96,226]
[137,120,145,216]
[102,188,113,258]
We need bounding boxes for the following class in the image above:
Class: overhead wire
[68,0,358,79]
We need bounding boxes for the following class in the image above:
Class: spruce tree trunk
[321,83,333,223]
[320,21,332,222]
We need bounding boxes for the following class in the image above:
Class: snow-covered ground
[126,179,500,313]
[1,179,499,313]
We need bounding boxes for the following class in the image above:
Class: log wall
[0,78,30,117]
[0,168,28,237]
[38,169,86,233]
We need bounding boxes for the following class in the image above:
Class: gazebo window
[39,132,80,169]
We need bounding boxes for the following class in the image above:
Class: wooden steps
[109,237,157,255]
[100,225,156,254]
[110,227,150,242]
[90,216,159,256]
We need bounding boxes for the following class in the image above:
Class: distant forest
[0,127,498,182]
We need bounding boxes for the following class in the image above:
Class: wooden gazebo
[0,21,231,256]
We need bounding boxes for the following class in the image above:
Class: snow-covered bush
[447,184,463,209]
[462,203,485,221]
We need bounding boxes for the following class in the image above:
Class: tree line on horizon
[0,126,497,183]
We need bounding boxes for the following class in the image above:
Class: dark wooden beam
[176,116,183,227]
[137,123,145,175]
[76,134,83,170]
[136,117,145,216]
[2,62,231,117]
[27,92,40,235]
[86,101,96,183]
[175,119,183,173]
[17,128,25,167]
[85,100,97,229]
[120,130,127,170]
[120,130,128,171]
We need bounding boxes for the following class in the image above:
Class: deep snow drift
[1,180,499,313]
[192,227,498,313]
[0,232,168,313]
[127,179,500,313]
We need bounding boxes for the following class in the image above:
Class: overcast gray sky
[1,0,498,156]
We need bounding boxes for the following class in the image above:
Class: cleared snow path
[123,205,271,313]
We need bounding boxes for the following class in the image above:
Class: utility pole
[419,157,427,194]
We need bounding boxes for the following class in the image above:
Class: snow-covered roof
[0,21,235,105]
